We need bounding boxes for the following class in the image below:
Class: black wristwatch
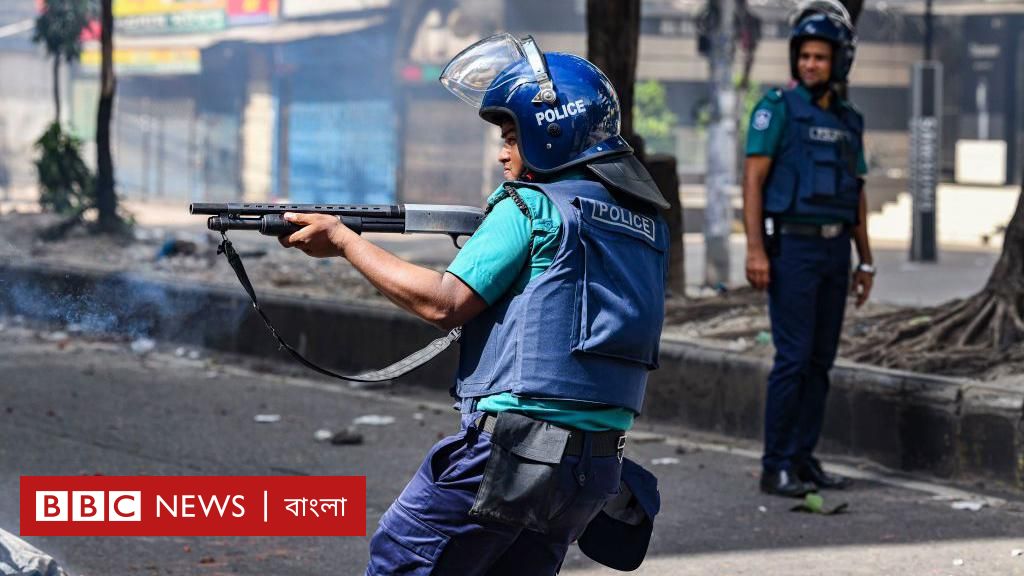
[856,262,876,275]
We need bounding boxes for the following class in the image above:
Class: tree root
[843,289,1024,377]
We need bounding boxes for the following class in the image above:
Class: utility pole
[909,0,940,262]
[705,0,736,287]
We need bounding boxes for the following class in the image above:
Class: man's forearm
[742,162,768,251]
[852,188,872,263]
[339,234,453,325]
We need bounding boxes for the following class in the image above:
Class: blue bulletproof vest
[763,89,864,223]
[455,179,669,414]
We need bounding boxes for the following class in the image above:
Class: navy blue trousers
[366,410,622,575]
[762,232,851,473]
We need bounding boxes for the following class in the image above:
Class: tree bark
[52,57,61,124]
[985,185,1024,295]
[586,0,641,141]
[95,0,119,232]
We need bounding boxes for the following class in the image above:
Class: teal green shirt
[446,178,635,432]
[745,85,868,176]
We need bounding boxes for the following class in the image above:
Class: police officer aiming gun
[278,34,665,574]
[742,0,875,498]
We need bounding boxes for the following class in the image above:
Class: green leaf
[804,492,824,513]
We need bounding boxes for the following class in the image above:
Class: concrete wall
[0,51,62,196]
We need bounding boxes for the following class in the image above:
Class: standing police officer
[278,34,666,574]
[742,1,876,497]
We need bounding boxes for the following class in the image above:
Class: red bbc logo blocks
[35,491,141,522]
[21,476,366,536]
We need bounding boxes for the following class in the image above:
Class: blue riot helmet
[789,0,857,84]
[441,33,669,208]
[440,33,630,174]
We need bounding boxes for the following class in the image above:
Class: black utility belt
[475,413,627,458]
[777,221,848,239]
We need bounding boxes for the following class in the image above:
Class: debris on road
[953,558,964,566]
[254,414,281,423]
[651,457,680,466]
[1011,549,1023,557]
[130,337,156,355]
[42,331,68,343]
[790,493,848,515]
[758,506,767,513]
[951,500,987,512]
[314,429,333,442]
[330,427,364,445]
[353,415,395,426]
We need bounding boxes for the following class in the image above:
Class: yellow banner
[81,48,201,75]
[114,0,225,17]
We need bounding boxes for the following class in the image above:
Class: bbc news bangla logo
[21,476,366,536]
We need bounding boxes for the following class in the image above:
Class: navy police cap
[578,457,661,571]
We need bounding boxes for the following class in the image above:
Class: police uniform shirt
[746,84,868,224]
[446,177,634,432]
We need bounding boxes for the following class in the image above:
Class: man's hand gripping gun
[190,202,484,247]
[190,202,485,385]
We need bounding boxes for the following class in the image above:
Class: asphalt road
[1,323,1023,575]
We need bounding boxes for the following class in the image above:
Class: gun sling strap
[217,233,461,386]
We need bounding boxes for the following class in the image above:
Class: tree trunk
[52,57,61,124]
[95,0,119,232]
[985,185,1024,296]
[648,154,685,295]
[704,0,736,287]
[586,0,641,142]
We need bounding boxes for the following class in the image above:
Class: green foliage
[633,80,678,154]
[33,0,95,63]
[34,122,94,216]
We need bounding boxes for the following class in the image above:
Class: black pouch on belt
[468,411,569,533]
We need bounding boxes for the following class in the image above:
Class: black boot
[760,469,815,498]
[797,458,850,490]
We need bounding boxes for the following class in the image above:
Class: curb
[2,261,1021,488]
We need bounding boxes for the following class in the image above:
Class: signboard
[114,0,225,16]
[114,0,226,35]
[80,47,201,75]
[281,0,389,19]
[909,61,942,263]
[227,0,278,26]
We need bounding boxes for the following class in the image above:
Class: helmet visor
[440,33,529,108]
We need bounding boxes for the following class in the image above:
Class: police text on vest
[590,201,656,242]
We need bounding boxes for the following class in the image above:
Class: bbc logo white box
[35,490,142,522]
[36,491,68,522]
[108,491,141,521]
